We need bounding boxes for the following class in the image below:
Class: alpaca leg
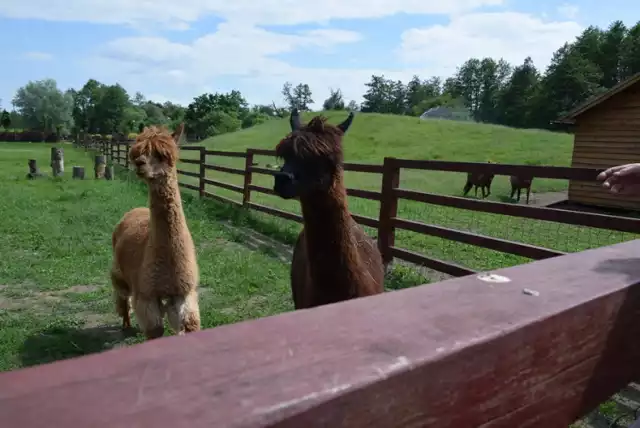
[110,271,131,329]
[166,291,201,335]
[510,187,516,200]
[134,295,165,340]
[526,188,531,204]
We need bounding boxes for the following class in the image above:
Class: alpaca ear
[337,112,354,134]
[172,122,185,143]
[289,108,301,131]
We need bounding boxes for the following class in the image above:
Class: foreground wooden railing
[1,240,639,426]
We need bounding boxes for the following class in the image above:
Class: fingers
[597,164,627,180]
[597,163,640,181]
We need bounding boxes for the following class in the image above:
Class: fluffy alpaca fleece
[274,111,384,309]
[110,123,200,339]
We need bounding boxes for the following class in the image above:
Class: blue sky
[0,0,638,110]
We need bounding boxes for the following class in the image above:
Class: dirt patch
[0,291,63,310]
[0,285,103,311]
[528,190,568,207]
[66,284,101,293]
[221,221,293,263]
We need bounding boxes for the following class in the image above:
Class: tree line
[1,19,638,140]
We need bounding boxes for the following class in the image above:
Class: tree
[93,84,131,134]
[620,21,640,78]
[346,100,359,111]
[184,91,249,138]
[599,21,627,86]
[71,79,104,133]
[361,75,405,114]
[12,78,74,133]
[529,43,604,128]
[0,110,10,129]
[322,88,345,110]
[282,82,314,111]
[497,57,540,128]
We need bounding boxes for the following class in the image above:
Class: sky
[0,0,638,110]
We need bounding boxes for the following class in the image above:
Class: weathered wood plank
[0,240,639,427]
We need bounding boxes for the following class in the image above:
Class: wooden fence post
[243,149,255,207]
[377,157,400,267]
[199,147,206,198]
[124,141,130,169]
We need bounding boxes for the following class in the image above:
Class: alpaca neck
[299,177,364,302]
[147,170,188,244]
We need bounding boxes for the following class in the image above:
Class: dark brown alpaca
[463,163,495,199]
[510,175,533,204]
[272,109,384,309]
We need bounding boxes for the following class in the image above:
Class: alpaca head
[129,123,183,181]
[273,109,354,199]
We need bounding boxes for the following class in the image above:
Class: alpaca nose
[274,170,294,182]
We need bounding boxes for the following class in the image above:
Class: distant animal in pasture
[110,123,201,340]
[272,109,384,309]
[463,161,495,199]
[510,175,534,204]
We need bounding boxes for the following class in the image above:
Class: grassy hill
[176,112,637,274]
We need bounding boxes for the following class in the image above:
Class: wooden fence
[83,138,640,278]
[0,238,639,427]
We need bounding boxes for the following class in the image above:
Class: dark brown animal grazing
[272,109,384,309]
[463,163,495,199]
[510,175,533,204]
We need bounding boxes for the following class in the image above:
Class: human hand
[596,163,640,195]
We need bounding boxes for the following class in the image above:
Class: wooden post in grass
[104,164,114,180]
[377,157,400,268]
[50,147,64,177]
[26,159,44,179]
[72,166,85,179]
[94,155,106,179]
[199,147,206,197]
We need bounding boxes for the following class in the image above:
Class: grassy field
[0,142,425,372]
[177,112,640,273]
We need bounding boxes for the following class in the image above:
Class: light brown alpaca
[462,161,495,199]
[510,175,533,204]
[273,109,384,309]
[110,123,200,340]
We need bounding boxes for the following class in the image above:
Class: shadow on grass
[20,325,137,368]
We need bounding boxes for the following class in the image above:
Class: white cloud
[81,11,584,109]
[557,3,579,20]
[1,0,504,28]
[398,12,583,74]
[86,22,375,105]
[23,51,53,61]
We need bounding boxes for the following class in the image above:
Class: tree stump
[94,155,106,179]
[26,159,45,179]
[105,165,115,180]
[72,166,85,179]
[50,147,64,177]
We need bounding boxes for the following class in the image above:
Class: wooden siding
[569,83,640,210]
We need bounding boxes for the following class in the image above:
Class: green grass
[0,142,426,372]
[177,112,640,273]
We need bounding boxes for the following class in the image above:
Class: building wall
[569,83,640,210]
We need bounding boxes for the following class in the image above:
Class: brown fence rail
[78,138,640,278]
[1,239,639,427]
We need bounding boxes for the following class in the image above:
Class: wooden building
[556,72,640,211]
